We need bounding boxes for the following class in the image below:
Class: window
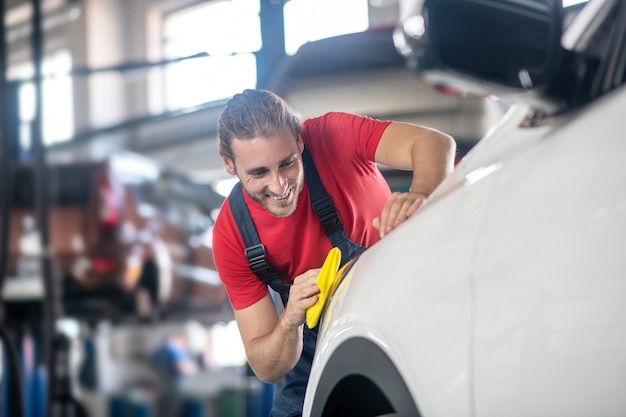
[162,0,262,110]
[7,50,74,149]
[284,0,369,55]
[563,0,587,6]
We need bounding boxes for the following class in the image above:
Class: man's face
[223,126,305,218]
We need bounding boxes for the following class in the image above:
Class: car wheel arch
[309,336,421,417]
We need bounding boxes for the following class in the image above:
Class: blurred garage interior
[0,1,508,416]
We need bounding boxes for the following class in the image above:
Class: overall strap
[228,182,290,305]
[302,148,367,263]
[302,148,347,248]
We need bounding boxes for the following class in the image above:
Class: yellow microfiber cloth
[306,247,342,329]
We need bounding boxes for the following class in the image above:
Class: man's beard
[246,172,305,218]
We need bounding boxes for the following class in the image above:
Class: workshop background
[0,1,506,416]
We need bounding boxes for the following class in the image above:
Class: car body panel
[306,94,626,416]
[308,153,505,416]
[472,87,626,416]
[303,0,626,415]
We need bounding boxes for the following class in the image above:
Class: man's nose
[267,171,287,195]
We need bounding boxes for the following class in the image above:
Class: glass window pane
[162,0,261,109]
[164,54,257,109]
[43,69,74,144]
[284,0,369,55]
[11,50,74,147]
[563,0,587,6]
[164,0,261,56]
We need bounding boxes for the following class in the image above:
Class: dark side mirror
[395,0,563,102]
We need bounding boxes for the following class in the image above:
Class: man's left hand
[372,192,427,238]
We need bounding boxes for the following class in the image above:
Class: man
[151,332,198,417]
[212,89,455,416]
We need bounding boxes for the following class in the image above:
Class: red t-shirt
[212,111,392,310]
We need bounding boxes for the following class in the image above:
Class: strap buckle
[245,244,271,274]
[312,197,343,235]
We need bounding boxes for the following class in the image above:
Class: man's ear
[221,155,236,176]
[297,135,304,153]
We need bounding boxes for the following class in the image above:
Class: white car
[303,0,626,416]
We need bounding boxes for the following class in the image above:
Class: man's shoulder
[212,197,237,243]
[303,112,361,148]
[214,197,232,224]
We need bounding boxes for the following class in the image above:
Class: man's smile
[268,188,291,201]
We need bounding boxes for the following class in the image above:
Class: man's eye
[250,171,267,178]
[281,160,295,169]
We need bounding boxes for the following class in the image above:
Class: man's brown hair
[218,89,302,161]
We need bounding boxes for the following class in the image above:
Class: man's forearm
[409,130,456,197]
[246,316,304,383]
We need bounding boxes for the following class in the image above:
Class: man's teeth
[271,191,289,200]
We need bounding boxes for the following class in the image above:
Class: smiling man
[212,89,455,417]
[227,125,305,218]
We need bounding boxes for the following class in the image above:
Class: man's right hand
[283,268,322,328]
[232,267,322,383]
